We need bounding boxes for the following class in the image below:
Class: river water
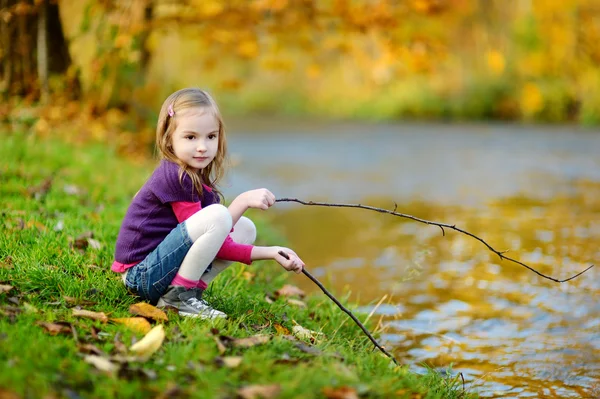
[224,120,600,398]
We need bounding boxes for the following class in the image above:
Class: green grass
[0,130,476,398]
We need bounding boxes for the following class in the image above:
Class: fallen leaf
[215,356,242,368]
[214,336,227,354]
[286,299,307,308]
[322,386,359,399]
[27,177,53,199]
[73,231,102,251]
[237,384,281,399]
[275,284,305,298]
[129,302,168,322]
[273,323,291,335]
[37,321,72,335]
[87,238,102,250]
[0,284,13,294]
[129,324,165,361]
[111,317,152,334]
[264,295,274,304]
[72,308,108,323]
[231,335,270,348]
[291,321,324,343]
[63,184,81,195]
[78,343,105,355]
[84,355,119,374]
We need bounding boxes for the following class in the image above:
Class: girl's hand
[273,247,305,274]
[240,188,276,210]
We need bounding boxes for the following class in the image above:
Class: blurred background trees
[2,0,600,134]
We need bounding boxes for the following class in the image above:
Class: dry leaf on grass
[129,324,165,361]
[84,355,119,374]
[237,384,281,399]
[73,231,102,251]
[129,302,168,322]
[287,299,307,308]
[78,343,105,356]
[215,356,243,368]
[275,284,305,298]
[231,335,270,348]
[214,336,227,355]
[292,321,325,343]
[322,386,359,399]
[0,284,13,294]
[72,308,108,323]
[111,317,152,334]
[273,323,290,335]
[37,321,72,335]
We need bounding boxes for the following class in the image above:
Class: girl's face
[170,107,220,171]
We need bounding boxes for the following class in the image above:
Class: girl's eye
[185,135,195,140]
[208,134,217,140]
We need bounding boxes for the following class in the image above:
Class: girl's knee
[233,216,257,245]
[204,204,233,230]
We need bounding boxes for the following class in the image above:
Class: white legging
[179,204,257,284]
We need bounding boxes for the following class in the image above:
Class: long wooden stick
[275,198,594,283]
[278,251,399,366]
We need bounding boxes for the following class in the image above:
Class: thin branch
[278,251,399,366]
[275,198,594,283]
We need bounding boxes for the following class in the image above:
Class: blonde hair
[156,88,227,201]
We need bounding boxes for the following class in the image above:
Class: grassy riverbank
[0,131,475,398]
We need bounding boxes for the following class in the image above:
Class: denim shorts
[124,222,200,305]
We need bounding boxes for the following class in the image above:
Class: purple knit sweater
[113,160,219,265]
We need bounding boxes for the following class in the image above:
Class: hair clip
[168,104,175,117]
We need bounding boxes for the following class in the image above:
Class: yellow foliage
[190,0,225,18]
[252,0,289,12]
[237,39,259,59]
[520,83,544,118]
[486,50,505,76]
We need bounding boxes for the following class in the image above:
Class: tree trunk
[0,0,76,100]
[37,0,48,103]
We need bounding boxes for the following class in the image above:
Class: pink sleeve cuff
[217,235,253,265]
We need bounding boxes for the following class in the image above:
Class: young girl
[112,88,305,319]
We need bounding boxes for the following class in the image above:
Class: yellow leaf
[274,323,290,335]
[111,317,152,334]
[129,302,168,322]
[217,356,243,368]
[130,324,165,361]
[72,308,108,323]
[84,355,119,374]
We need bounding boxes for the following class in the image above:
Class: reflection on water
[225,122,600,398]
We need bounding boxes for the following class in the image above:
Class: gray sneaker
[156,286,227,319]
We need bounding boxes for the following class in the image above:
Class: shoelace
[187,297,214,313]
